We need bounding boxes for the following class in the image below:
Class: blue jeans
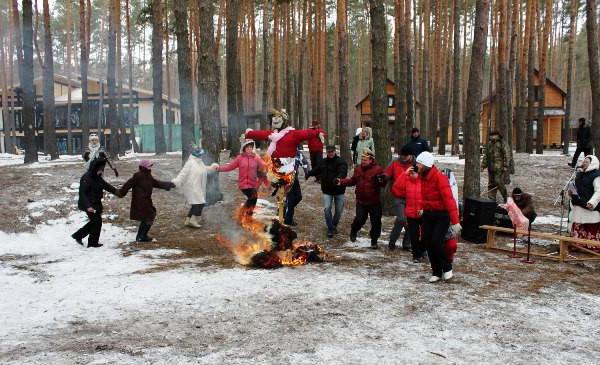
[323,194,345,231]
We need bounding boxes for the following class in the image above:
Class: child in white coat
[172,145,210,228]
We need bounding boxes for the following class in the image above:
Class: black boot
[71,234,83,246]
[136,221,153,242]
[370,238,379,249]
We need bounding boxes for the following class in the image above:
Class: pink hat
[139,159,154,169]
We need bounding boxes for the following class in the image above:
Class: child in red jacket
[338,149,387,249]
[393,163,424,261]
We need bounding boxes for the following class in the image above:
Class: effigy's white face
[272,116,284,129]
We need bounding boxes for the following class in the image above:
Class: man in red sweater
[416,151,461,282]
[338,149,387,249]
[307,120,326,182]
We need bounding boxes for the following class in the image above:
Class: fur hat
[241,139,255,153]
[416,151,435,168]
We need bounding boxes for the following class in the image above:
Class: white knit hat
[416,151,435,168]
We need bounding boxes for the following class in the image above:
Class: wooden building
[354,79,421,127]
[480,69,566,147]
[0,74,181,154]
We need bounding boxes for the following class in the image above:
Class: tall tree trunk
[165,8,172,153]
[22,0,38,163]
[337,0,350,164]
[506,0,518,155]
[463,0,490,199]
[42,0,57,159]
[421,0,431,140]
[79,0,90,148]
[198,0,222,164]
[125,0,138,152]
[175,0,195,163]
[496,0,509,144]
[564,0,578,155]
[586,0,600,158]
[405,0,415,133]
[66,0,73,154]
[226,0,243,156]
[151,0,166,154]
[516,0,528,152]
[451,0,461,155]
[369,0,390,167]
[107,0,119,157]
[525,0,536,153]
[394,0,407,153]
[0,14,11,154]
[536,0,552,154]
[117,0,127,154]
[261,0,270,130]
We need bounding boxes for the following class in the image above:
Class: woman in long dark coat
[119,160,175,242]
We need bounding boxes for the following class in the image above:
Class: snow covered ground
[1,208,600,364]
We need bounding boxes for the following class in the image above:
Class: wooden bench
[479,225,600,262]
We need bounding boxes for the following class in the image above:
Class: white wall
[138,101,180,125]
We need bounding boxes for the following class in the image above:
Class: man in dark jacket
[307,145,348,237]
[338,149,387,249]
[119,159,175,242]
[404,128,430,158]
[72,158,121,248]
[569,118,593,168]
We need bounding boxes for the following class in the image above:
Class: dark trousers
[284,178,302,224]
[73,211,103,246]
[241,188,258,212]
[389,198,410,248]
[407,217,424,260]
[187,204,204,217]
[571,147,593,167]
[136,219,154,241]
[310,152,323,180]
[351,203,383,243]
[422,211,452,277]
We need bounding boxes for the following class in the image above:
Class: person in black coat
[569,118,593,168]
[72,158,121,248]
[307,145,348,237]
[404,128,430,158]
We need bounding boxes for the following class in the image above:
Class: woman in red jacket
[416,152,461,282]
[214,140,267,215]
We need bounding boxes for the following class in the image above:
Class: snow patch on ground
[535,215,568,226]
[434,154,465,166]
[26,198,68,211]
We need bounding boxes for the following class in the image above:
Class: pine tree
[174,0,195,162]
[22,0,38,163]
[463,0,490,198]
[42,0,57,159]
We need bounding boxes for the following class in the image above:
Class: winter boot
[87,243,103,248]
[388,240,396,251]
[370,238,379,250]
[184,217,192,227]
[189,215,202,228]
[136,221,153,242]
[349,231,357,243]
[71,234,83,246]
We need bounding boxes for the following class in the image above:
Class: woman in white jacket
[172,146,209,228]
[569,155,600,243]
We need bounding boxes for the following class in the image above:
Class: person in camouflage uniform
[481,130,509,202]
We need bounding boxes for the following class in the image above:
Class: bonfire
[217,155,325,269]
